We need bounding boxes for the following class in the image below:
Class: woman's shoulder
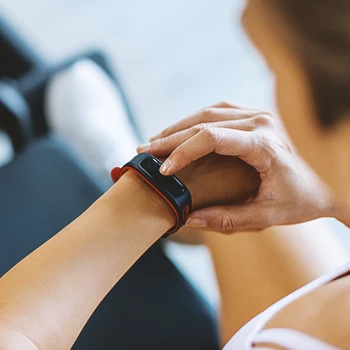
[224,265,350,349]
[263,275,350,348]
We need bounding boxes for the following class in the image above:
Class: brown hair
[269,0,350,127]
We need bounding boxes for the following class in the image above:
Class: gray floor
[1,0,349,307]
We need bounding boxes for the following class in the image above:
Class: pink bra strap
[253,328,342,350]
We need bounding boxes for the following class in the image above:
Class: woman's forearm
[0,172,175,350]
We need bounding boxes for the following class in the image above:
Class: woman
[141,0,350,348]
[0,1,349,350]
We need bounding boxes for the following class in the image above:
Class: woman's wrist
[102,171,177,233]
[0,169,178,350]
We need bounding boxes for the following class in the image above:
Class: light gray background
[0,0,274,138]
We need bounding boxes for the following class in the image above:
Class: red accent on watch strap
[182,205,190,221]
[110,167,122,183]
[111,166,181,233]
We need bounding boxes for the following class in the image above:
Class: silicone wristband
[111,153,192,237]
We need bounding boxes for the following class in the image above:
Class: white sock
[45,59,140,180]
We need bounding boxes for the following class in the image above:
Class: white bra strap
[253,328,342,350]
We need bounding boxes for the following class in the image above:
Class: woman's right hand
[138,102,337,233]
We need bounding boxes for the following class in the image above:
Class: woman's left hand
[137,103,337,233]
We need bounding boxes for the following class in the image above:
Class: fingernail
[186,218,207,228]
[160,159,172,174]
[137,143,151,152]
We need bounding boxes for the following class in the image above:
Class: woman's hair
[269,0,350,127]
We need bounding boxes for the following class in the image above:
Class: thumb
[185,202,270,233]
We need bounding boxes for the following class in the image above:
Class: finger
[185,203,272,233]
[149,107,261,141]
[212,101,269,112]
[211,101,238,108]
[149,105,232,141]
[140,119,256,156]
[159,128,256,175]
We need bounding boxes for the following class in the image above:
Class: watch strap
[111,157,191,236]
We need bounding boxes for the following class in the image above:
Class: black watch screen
[140,157,185,198]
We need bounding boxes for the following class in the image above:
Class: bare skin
[243,2,350,348]
[141,0,350,348]
[1,0,350,348]
[264,276,350,349]
[203,224,349,345]
[0,172,175,349]
[145,101,350,347]
[0,153,260,349]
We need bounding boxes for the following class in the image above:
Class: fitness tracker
[111,153,192,237]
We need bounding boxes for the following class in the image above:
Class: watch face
[141,157,185,198]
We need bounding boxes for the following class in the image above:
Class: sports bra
[224,263,350,350]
